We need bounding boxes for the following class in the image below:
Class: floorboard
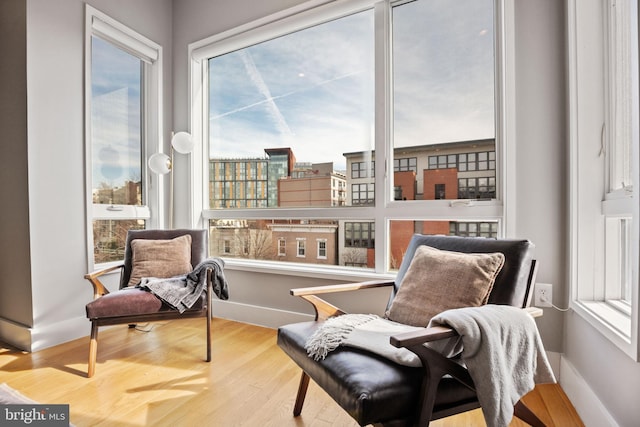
[0,318,583,427]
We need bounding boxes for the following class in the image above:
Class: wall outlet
[534,283,553,308]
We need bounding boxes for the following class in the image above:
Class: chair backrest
[389,234,537,310]
[119,229,208,289]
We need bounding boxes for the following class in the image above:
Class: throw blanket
[430,305,556,427]
[306,314,434,367]
[139,257,229,313]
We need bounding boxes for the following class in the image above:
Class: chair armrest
[290,280,394,296]
[291,280,394,321]
[84,264,124,300]
[390,305,544,348]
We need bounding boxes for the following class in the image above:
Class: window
[85,6,162,268]
[394,157,417,172]
[458,177,496,199]
[569,0,639,359]
[450,221,498,238]
[297,239,306,257]
[434,184,446,200]
[317,239,327,259]
[345,222,375,248]
[352,183,375,205]
[222,239,232,254]
[278,238,286,256]
[351,161,374,178]
[191,0,510,273]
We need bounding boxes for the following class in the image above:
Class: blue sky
[208,0,494,171]
[91,36,142,190]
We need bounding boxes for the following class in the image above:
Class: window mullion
[374,0,392,274]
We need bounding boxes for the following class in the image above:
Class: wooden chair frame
[84,245,214,378]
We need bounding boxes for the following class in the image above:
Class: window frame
[278,238,286,256]
[84,5,164,271]
[568,0,640,359]
[188,0,517,276]
[297,238,307,258]
[317,239,328,259]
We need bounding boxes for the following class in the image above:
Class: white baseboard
[212,300,313,329]
[30,316,88,352]
[559,355,619,427]
[546,350,561,379]
[0,317,32,351]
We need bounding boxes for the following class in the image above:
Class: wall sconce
[148,131,194,228]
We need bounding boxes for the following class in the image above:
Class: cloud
[208,0,494,168]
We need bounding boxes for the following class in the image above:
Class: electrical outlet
[534,283,553,308]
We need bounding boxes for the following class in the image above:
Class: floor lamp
[148,131,194,228]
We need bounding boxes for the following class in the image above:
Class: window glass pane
[208,10,374,208]
[392,0,495,202]
[209,219,361,267]
[389,219,498,270]
[92,220,145,264]
[91,36,143,207]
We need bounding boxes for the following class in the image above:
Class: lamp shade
[171,131,194,154]
[148,152,172,175]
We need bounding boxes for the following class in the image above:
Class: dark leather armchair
[277,234,544,427]
[84,229,215,378]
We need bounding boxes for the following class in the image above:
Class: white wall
[13,0,174,351]
[0,0,32,349]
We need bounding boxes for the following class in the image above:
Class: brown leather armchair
[84,229,220,378]
[277,234,545,427]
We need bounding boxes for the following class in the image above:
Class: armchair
[277,234,546,427]
[84,229,222,378]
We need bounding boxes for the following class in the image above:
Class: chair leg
[88,322,98,378]
[514,400,546,427]
[206,295,212,362]
[293,371,310,416]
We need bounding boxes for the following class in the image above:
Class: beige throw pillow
[386,245,505,327]
[128,234,193,286]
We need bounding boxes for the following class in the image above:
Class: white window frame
[568,0,640,359]
[278,238,286,256]
[84,5,164,271]
[317,239,328,259]
[297,238,307,258]
[187,0,517,277]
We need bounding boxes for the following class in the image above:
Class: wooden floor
[0,318,583,427]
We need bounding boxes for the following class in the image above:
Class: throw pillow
[386,245,505,327]
[128,234,193,286]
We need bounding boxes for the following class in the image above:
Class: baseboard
[211,300,313,328]
[546,350,561,379]
[559,355,619,427]
[30,315,88,352]
[0,317,32,351]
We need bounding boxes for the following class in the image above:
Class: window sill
[221,257,395,282]
[572,299,637,360]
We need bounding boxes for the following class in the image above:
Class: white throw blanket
[305,314,427,367]
[305,305,555,427]
[430,305,556,427]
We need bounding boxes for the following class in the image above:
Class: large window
[569,0,639,359]
[191,0,509,274]
[85,7,163,268]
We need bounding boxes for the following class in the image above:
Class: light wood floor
[0,318,583,427]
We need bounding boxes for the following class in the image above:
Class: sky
[208,0,495,171]
[91,36,142,191]
[89,0,496,188]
